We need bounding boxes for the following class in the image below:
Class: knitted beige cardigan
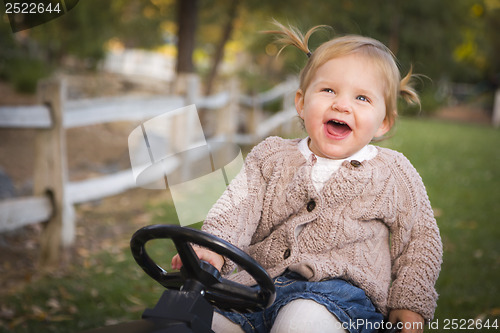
[202,136,442,320]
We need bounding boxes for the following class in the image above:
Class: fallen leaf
[31,305,47,321]
[68,305,78,314]
[105,318,120,326]
[490,308,500,316]
[48,315,72,322]
[126,295,144,306]
[57,285,73,301]
[46,298,61,311]
[77,247,90,258]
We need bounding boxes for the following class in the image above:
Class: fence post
[216,77,239,141]
[35,78,75,267]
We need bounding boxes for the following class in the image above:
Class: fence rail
[0,196,52,231]
[0,105,52,128]
[0,75,299,265]
[64,95,186,128]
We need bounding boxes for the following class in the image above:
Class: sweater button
[283,249,291,259]
[306,200,316,212]
[350,160,362,167]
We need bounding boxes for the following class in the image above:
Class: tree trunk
[176,0,198,74]
[204,0,240,96]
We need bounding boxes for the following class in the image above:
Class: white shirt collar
[298,137,377,164]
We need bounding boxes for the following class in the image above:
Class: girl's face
[295,53,391,160]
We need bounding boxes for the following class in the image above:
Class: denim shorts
[216,270,383,333]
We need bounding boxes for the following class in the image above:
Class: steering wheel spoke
[172,240,202,280]
[156,271,184,290]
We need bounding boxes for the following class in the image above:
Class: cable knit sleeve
[201,137,278,275]
[386,153,443,321]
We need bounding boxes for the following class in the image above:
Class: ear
[295,89,305,119]
[374,116,392,138]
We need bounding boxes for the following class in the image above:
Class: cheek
[370,107,387,127]
[357,112,385,133]
[304,98,325,116]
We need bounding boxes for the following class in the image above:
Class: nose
[331,96,352,113]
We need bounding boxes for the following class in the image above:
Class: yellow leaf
[490,308,500,316]
[48,315,72,322]
[77,247,90,258]
[31,305,47,321]
[126,295,144,306]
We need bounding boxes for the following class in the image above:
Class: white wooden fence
[0,75,299,265]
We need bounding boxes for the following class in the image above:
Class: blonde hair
[266,20,420,128]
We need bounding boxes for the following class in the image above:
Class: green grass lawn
[1,117,499,332]
[382,119,500,328]
[378,118,500,331]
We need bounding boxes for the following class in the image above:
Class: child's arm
[387,155,443,323]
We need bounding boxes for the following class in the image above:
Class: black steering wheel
[130,224,276,313]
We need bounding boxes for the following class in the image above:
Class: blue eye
[357,95,369,102]
[322,88,334,93]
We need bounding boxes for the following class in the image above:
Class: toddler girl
[172,21,442,333]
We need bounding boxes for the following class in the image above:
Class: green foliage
[0,7,51,93]
[28,0,169,63]
[0,57,50,93]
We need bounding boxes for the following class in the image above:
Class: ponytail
[399,67,421,107]
[264,19,327,58]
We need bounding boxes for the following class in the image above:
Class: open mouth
[325,119,352,138]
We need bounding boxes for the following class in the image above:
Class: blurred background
[1,0,499,109]
[0,0,499,332]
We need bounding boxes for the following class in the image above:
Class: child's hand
[171,247,225,272]
[388,309,425,333]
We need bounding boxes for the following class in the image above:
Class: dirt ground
[0,74,494,297]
